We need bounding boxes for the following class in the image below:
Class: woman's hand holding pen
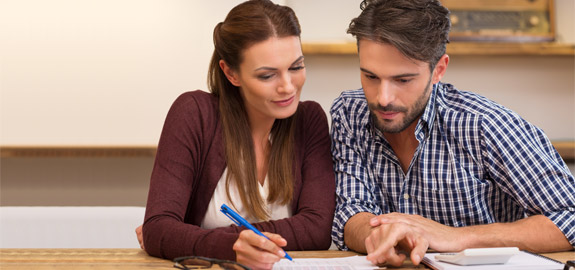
[234,230,288,270]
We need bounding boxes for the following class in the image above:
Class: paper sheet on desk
[422,251,564,270]
[273,255,384,270]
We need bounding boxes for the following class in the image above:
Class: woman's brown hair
[207,0,301,220]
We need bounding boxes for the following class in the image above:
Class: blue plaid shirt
[330,82,575,250]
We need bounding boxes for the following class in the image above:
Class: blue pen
[220,203,293,261]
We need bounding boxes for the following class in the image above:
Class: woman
[140,0,335,269]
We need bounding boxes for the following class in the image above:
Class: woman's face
[226,36,306,125]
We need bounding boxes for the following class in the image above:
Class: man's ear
[431,54,449,84]
[219,60,241,87]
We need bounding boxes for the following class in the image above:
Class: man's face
[358,40,434,134]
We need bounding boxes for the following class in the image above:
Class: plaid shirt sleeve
[330,92,384,250]
[480,107,575,248]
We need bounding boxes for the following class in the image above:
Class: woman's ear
[219,60,241,87]
[431,54,449,84]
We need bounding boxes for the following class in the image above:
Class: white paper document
[273,256,383,270]
[422,251,564,270]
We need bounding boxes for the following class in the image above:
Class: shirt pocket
[414,175,496,227]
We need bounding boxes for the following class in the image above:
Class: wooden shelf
[1,141,573,161]
[302,41,575,56]
[553,141,575,162]
[0,146,157,158]
[447,42,575,56]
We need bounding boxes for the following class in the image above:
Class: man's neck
[383,119,420,173]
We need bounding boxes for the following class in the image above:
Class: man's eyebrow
[360,67,375,75]
[360,68,419,78]
[254,56,305,72]
[392,73,419,78]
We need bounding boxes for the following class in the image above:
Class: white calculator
[435,247,520,265]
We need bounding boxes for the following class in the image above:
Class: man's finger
[382,248,406,267]
[368,223,406,258]
[365,235,375,254]
[409,236,428,265]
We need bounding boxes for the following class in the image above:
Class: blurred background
[1,0,574,208]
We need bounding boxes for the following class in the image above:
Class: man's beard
[368,77,432,134]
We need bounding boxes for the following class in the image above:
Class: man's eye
[365,74,377,80]
[397,78,412,83]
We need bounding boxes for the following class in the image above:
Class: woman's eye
[289,66,305,71]
[258,74,274,80]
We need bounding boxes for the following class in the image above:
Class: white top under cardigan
[201,168,292,229]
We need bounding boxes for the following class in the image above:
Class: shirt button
[403,193,410,200]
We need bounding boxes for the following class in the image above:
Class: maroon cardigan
[143,90,335,260]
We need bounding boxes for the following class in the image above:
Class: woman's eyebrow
[291,55,305,65]
[254,56,305,72]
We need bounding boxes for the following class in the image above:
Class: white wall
[1,0,573,145]
[1,0,573,209]
[0,0,248,145]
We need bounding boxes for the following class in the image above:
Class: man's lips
[376,110,399,120]
[273,96,295,107]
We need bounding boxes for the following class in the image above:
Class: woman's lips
[273,96,295,107]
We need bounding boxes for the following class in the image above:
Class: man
[330,0,575,267]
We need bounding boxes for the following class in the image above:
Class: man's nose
[377,81,395,107]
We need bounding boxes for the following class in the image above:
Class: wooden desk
[0,249,573,270]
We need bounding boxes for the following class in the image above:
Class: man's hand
[370,213,464,252]
[365,221,428,267]
[372,213,573,253]
[135,225,145,250]
[233,230,288,270]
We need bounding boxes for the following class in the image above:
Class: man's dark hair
[348,0,450,70]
